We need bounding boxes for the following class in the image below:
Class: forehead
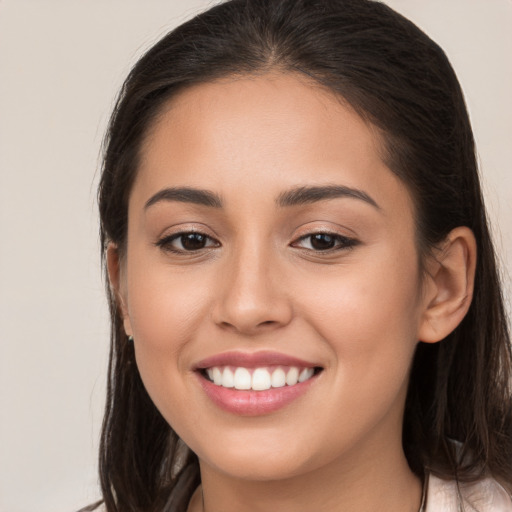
[133,72,412,218]
[141,72,381,172]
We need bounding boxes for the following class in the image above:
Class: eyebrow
[144,184,380,211]
[276,185,380,209]
[144,187,223,210]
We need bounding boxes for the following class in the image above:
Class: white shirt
[426,474,512,512]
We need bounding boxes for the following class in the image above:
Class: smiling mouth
[201,365,323,391]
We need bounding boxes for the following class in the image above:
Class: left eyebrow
[144,187,223,210]
[276,185,380,210]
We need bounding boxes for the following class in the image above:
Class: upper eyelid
[292,222,357,237]
[157,226,219,241]
[156,230,357,253]
[157,229,351,241]
[292,232,358,246]
[157,230,219,244]
[156,219,355,238]
[295,229,351,239]
[161,228,213,238]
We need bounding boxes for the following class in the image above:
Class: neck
[190,435,422,512]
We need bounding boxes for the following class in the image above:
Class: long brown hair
[90,0,512,510]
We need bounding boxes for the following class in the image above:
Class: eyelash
[293,232,359,252]
[155,231,359,254]
[155,231,219,254]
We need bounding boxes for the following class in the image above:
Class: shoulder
[426,473,512,512]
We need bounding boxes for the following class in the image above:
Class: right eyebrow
[276,184,380,210]
[144,187,223,210]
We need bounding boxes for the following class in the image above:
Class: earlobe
[418,227,477,344]
[106,242,133,337]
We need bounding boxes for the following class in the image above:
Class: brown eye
[156,231,219,253]
[293,232,358,252]
[310,233,337,250]
[180,233,208,250]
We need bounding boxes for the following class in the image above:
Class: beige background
[0,1,510,511]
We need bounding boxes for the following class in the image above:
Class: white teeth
[252,368,272,391]
[221,367,234,388]
[233,367,252,390]
[206,365,317,390]
[212,367,223,385]
[299,367,314,383]
[286,367,299,386]
[271,368,286,388]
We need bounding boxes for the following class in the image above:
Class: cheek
[299,242,422,340]
[278,250,422,460]
[126,261,211,351]
[123,258,216,418]
[294,246,422,395]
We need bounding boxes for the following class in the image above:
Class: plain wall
[0,1,510,511]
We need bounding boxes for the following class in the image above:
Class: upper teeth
[205,366,315,391]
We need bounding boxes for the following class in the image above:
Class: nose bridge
[213,233,292,333]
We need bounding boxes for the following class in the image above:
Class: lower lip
[196,372,319,416]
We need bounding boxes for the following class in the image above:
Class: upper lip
[194,350,321,370]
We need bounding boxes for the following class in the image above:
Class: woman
[88,0,512,510]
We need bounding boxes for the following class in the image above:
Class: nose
[211,243,294,336]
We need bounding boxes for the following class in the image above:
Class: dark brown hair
[90,0,512,510]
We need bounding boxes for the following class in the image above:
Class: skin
[108,72,476,512]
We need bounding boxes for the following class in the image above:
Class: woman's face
[116,73,432,480]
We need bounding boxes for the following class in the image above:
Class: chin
[186,426,322,482]
[202,450,314,482]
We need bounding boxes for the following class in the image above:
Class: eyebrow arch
[144,187,223,210]
[144,184,379,211]
[276,185,380,209]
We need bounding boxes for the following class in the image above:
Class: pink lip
[197,372,320,416]
[194,350,319,370]
[194,351,322,416]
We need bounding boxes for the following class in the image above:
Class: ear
[106,242,133,337]
[418,227,477,343]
